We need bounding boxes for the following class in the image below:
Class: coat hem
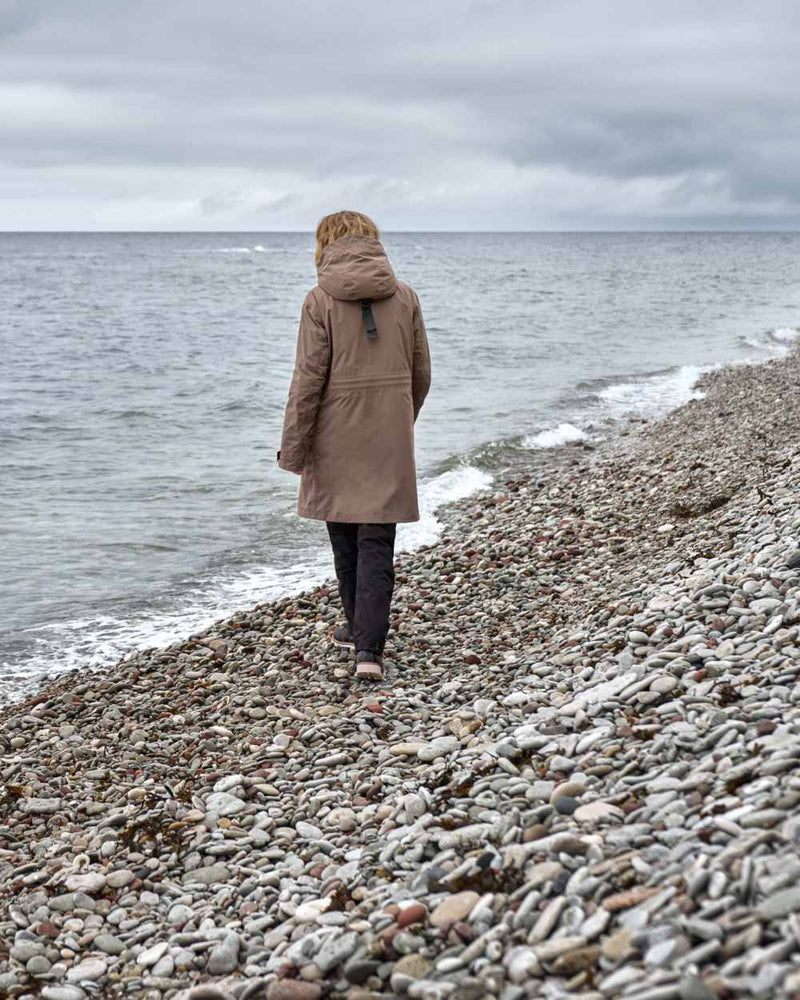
[298,507,420,524]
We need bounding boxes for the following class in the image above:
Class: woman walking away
[278,211,431,681]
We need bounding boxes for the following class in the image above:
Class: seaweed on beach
[713,680,742,707]
[116,796,188,856]
[424,759,495,815]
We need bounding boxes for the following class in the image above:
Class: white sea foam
[741,326,800,354]
[215,245,283,254]
[598,364,707,419]
[522,422,588,449]
[398,463,493,551]
[771,327,800,344]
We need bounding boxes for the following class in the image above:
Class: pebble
[418,736,460,761]
[268,982,322,1000]
[397,903,427,927]
[296,820,323,839]
[184,863,231,885]
[573,801,623,823]
[206,933,240,974]
[294,898,331,922]
[24,797,61,814]
[205,791,246,816]
[602,929,635,962]
[391,954,433,992]
[430,892,481,927]
[314,931,359,973]
[105,869,135,888]
[64,872,106,894]
[65,958,107,983]
[26,955,52,975]
[137,941,169,966]
[550,944,601,975]
[550,781,586,803]
[505,946,541,984]
[758,887,800,919]
[168,903,195,925]
[554,796,579,815]
[93,933,125,955]
[534,934,587,962]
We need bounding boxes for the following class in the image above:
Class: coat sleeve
[278,292,331,474]
[411,290,431,423]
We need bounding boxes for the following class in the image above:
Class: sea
[2,231,799,703]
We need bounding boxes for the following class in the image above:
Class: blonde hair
[315,210,380,267]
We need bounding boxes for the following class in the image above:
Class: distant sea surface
[2,231,799,702]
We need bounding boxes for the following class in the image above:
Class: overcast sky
[1,0,798,231]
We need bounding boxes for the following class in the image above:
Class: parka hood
[317,235,398,302]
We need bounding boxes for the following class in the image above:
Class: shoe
[355,649,384,681]
[332,622,355,649]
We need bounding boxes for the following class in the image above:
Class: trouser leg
[326,522,359,629]
[354,523,397,656]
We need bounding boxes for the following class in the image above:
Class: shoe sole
[331,636,355,649]
[355,663,384,680]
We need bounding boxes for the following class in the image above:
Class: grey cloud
[0,0,798,228]
[199,189,302,217]
[0,1,36,41]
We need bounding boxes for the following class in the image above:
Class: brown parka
[278,235,431,523]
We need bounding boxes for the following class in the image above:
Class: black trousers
[326,522,397,656]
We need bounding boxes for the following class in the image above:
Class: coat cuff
[277,449,304,474]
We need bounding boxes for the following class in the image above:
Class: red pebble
[396,903,427,927]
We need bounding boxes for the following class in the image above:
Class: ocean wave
[596,364,707,419]
[522,422,588,449]
[110,408,154,420]
[772,327,800,344]
[213,245,283,254]
[739,326,800,354]
[96,542,180,553]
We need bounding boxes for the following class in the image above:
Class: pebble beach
[2,346,800,1000]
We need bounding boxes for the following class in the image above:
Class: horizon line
[2,227,800,235]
